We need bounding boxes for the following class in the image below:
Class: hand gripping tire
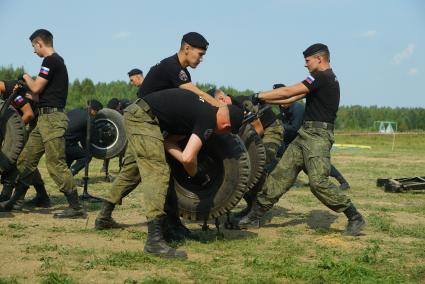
[89,109,127,159]
[0,100,27,172]
[168,133,251,221]
[239,124,267,192]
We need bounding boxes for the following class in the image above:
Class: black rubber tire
[0,100,27,172]
[89,109,127,159]
[239,124,267,192]
[168,133,251,221]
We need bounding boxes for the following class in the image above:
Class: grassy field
[0,133,424,283]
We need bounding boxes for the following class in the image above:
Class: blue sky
[0,0,424,107]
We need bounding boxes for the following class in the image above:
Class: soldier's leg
[35,112,84,218]
[303,129,365,236]
[0,126,46,211]
[124,103,185,258]
[235,121,284,220]
[66,142,89,176]
[95,149,141,229]
[26,168,50,208]
[239,140,305,228]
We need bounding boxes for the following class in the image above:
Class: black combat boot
[163,215,199,242]
[0,182,29,212]
[53,190,86,219]
[144,216,187,259]
[26,181,51,208]
[343,204,366,236]
[238,201,272,229]
[0,182,14,202]
[95,201,122,229]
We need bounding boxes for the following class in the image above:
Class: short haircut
[315,51,330,62]
[29,29,53,46]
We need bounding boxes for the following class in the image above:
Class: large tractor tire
[89,109,127,159]
[168,133,251,221]
[239,124,267,192]
[0,100,27,172]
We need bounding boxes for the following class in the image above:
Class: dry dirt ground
[0,133,424,283]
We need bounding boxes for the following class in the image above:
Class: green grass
[0,133,424,283]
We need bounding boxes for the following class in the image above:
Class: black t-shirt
[38,53,69,108]
[65,108,89,143]
[231,95,277,128]
[143,88,216,144]
[138,54,191,98]
[279,102,305,144]
[301,69,340,123]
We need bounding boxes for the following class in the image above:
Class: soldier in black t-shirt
[137,32,231,240]
[9,29,85,218]
[138,32,230,119]
[239,44,365,236]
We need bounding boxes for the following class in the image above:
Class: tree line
[1,65,424,131]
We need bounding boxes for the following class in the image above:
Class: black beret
[228,104,244,134]
[29,29,53,41]
[88,99,103,111]
[107,98,120,109]
[182,32,209,50]
[303,43,329,58]
[128,68,143,77]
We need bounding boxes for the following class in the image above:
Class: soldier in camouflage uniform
[95,88,243,258]
[238,43,366,236]
[4,29,85,218]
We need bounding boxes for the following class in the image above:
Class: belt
[135,98,155,120]
[303,121,334,131]
[38,107,64,114]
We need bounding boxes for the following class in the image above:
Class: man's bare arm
[180,82,225,108]
[164,134,203,177]
[259,83,309,101]
[265,93,307,105]
[22,74,48,95]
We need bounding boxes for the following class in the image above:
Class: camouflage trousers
[249,120,284,195]
[16,112,75,194]
[257,126,352,212]
[105,101,169,220]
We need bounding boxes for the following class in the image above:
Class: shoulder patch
[305,75,315,84]
[178,70,189,81]
[40,66,50,75]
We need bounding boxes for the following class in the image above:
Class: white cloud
[408,68,418,76]
[393,44,415,64]
[360,30,377,38]
[112,31,131,40]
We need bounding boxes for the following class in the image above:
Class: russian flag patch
[14,96,24,104]
[40,66,50,75]
[305,75,315,84]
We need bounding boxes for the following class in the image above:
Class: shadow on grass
[263,207,340,233]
